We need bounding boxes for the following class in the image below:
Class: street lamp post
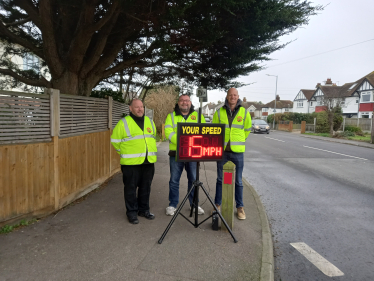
[267,74,278,130]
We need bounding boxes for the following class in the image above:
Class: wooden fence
[0,89,147,226]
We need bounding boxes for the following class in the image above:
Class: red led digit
[191,135,203,157]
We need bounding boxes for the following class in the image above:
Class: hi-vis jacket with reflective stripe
[165,111,206,151]
[212,107,251,153]
[111,116,157,165]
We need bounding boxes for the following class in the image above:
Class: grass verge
[0,219,37,234]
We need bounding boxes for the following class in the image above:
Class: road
[244,131,374,281]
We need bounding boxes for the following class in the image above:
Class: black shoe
[138,211,155,220]
[128,216,139,224]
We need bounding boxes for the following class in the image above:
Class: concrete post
[314,118,316,133]
[301,121,306,134]
[371,117,374,144]
[221,161,235,232]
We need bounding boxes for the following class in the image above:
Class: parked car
[251,119,270,134]
[204,116,211,123]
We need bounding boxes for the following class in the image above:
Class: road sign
[196,87,207,98]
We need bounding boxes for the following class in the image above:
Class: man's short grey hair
[129,98,142,106]
[178,94,190,101]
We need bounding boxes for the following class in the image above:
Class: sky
[191,0,374,108]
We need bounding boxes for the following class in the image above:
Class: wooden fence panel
[0,92,51,144]
[0,142,54,222]
[112,101,129,128]
[59,94,109,137]
[58,131,111,205]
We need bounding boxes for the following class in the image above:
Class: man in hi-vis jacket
[164,95,206,216]
[111,99,157,224]
[212,88,251,220]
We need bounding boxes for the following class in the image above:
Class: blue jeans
[215,152,244,208]
[169,156,197,208]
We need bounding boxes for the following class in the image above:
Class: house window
[361,92,371,102]
[23,53,40,71]
[262,108,268,112]
[356,98,359,103]
[340,98,345,107]
[285,108,289,112]
[297,102,303,107]
[310,102,314,106]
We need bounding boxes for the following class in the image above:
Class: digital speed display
[176,123,225,162]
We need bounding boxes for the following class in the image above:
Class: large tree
[0,0,322,96]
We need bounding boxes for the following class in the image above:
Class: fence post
[162,124,165,140]
[343,118,345,132]
[221,161,235,232]
[314,118,316,133]
[371,117,374,144]
[46,88,60,210]
[108,97,113,129]
[357,118,359,128]
[289,121,293,132]
[301,121,306,134]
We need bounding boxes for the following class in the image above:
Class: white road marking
[264,136,285,142]
[290,242,344,277]
[303,145,368,161]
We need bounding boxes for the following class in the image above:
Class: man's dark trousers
[121,164,155,218]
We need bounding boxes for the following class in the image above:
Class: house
[298,72,374,118]
[345,71,374,118]
[293,89,315,113]
[261,95,293,120]
[0,41,44,91]
[241,97,262,119]
[201,103,216,117]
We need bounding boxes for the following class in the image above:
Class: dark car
[251,119,270,134]
[204,116,211,123]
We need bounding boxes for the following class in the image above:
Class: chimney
[243,97,247,102]
[276,95,280,101]
[325,78,332,85]
[316,83,321,88]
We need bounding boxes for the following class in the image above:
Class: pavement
[297,132,374,149]
[0,141,273,281]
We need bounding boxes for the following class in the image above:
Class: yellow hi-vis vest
[165,111,206,151]
[212,106,251,153]
[111,115,157,165]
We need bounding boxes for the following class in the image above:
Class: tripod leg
[194,184,199,226]
[199,183,238,243]
[189,181,198,218]
[158,184,196,244]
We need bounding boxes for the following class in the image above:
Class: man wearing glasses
[164,95,206,216]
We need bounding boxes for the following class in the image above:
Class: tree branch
[4,17,31,27]
[0,68,51,87]
[14,0,41,28]
[67,1,120,73]
[101,42,159,79]
[38,0,64,77]
[0,21,44,59]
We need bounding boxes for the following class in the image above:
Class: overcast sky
[192,0,374,108]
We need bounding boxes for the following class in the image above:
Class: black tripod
[158,161,238,244]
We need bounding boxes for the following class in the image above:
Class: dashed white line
[290,242,344,277]
[264,136,285,142]
[303,145,368,161]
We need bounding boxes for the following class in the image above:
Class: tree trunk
[51,72,98,96]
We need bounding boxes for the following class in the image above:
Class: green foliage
[0,0,323,95]
[90,88,125,103]
[344,125,363,134]
[0,219,37,234]
[267,112,315,124]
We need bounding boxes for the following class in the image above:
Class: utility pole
[267,74,278,130]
